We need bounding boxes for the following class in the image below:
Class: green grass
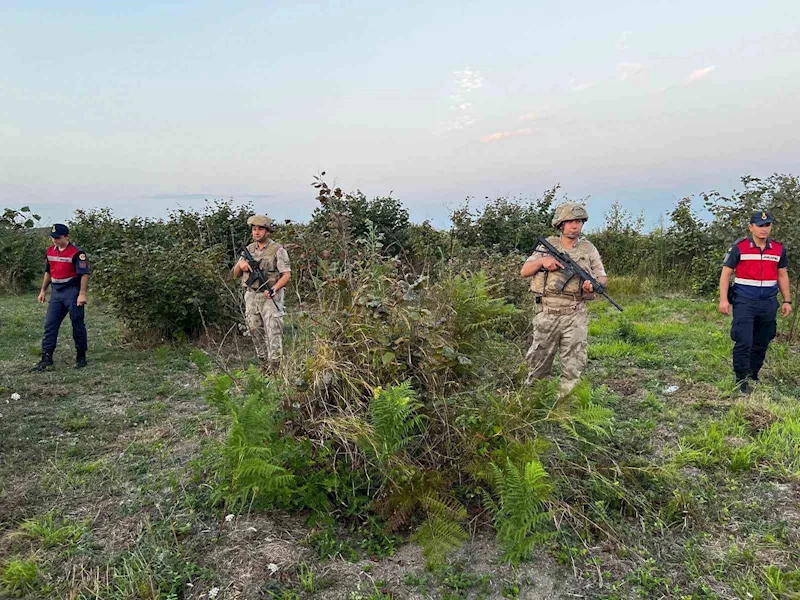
[15,511,88,549]
[0,294,218,598]
[1,292,799,599]
[0,556,41,597]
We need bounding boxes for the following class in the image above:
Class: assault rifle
[238,246,280,310]
[533,237,623,312]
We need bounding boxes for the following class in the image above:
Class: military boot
[31,351,54,372]
[74,350,88,369]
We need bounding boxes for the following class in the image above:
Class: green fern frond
[370,381,425,460]
[202,367,299,513]
[483,459,553,565]
[411,493,469,571]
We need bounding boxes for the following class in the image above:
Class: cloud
[439,68,483,132]
[481,128,533,143]
[454,68,483,90]
[616,62,643,81]
[687,65,716,82]
[571,82,594,92]
[450,102,473,111]
[519,112,540,121]
[616,30,632,50]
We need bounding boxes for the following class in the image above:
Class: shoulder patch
[79,253,86,260]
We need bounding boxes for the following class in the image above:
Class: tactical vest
[242,240,282,289]
[46,243,81,287]
[530,236,596,298]
[732,237,783,300]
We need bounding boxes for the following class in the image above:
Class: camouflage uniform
[524,205,606,394]
[241,226,291,367]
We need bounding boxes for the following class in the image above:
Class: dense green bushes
[0,207,48,293]
[190,191,617,569]
[68,202,254,338]
[3,172,799,340]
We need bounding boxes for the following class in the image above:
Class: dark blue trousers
[42,285,87,353]
[730,297,778,380]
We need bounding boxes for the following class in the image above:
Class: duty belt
[541,305,582,316]
[540,295,584,315]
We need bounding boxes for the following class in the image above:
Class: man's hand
[264,288,276,299]
[781,302,792,317]
[581,280,594,293]
[236,258,251,272]
[37,291,46,304]
[719,300,732,316]
[77,293,87,307]
[541,256,564,271]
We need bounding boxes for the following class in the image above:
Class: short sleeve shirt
[275,247,290,273]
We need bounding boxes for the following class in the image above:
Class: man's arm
[521,255,562,277]
[232,259,251,278]
[521,256,545,278]
[37,273,51,304]
[583,274,608,293]
[267,247,292,297]
[719,241,741,316]
[778,267,792,317]
[77,274,88,306]
[581,246,607,292]
[719,266,734,315]
[268,271,291,297]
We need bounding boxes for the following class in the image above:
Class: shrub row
[2,173,799,339]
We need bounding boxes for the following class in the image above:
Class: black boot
[74,350,87,369]
[735,372,749,395]
[31,351,54,372]
[750,371,759,382]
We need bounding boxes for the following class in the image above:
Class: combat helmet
[552,203,589,228]
[247,214,273,230]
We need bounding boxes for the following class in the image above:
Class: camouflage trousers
[525,300,589,395]
[244,289,285,365]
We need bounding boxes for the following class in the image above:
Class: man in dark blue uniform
[718,211,792,393]
[31,224,91,371]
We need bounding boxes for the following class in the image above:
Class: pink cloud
[481,128,533,143]
[519,112,539,121]
[687,65,716,82]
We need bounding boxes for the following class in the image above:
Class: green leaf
[381,351,396,365]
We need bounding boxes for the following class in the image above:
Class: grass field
[1,292,798,599]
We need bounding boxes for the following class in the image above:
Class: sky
[2,0,799,229]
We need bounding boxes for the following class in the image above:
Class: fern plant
[370,381,425,462]
[411,493,469,571]
[482,458,553,565]
[439,271,519,356]
[205,366,297,513]
[557,381,615,439]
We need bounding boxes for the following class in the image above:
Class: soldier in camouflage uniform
[232,215,291,372]
[520,203,607,394]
